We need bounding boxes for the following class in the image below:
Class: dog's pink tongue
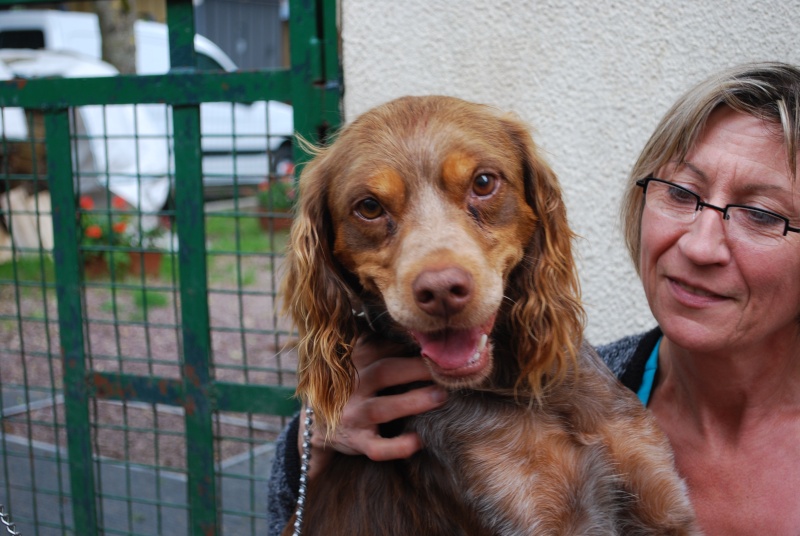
[412,328,481,370]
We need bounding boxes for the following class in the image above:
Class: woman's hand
[300,333,448,479]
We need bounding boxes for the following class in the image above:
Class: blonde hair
[621,62,800,272]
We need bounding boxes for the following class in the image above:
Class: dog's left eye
[355,197,385,220]
[472,174,497,197]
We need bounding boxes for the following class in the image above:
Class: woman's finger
[357,384,447,426]
[360,432,424,461]
[356,356,436,395]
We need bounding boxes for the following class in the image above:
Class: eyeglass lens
[643,179,787,246]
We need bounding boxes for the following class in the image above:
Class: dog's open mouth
[410,315,495,379]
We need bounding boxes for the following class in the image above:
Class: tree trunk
[94,0,138,75]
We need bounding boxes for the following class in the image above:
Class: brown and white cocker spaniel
[280,96,699,535]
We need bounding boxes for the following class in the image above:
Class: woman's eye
[472,173,497,197]
[666,185,697,205]
[355,198,384,220]
[740,207,783,229]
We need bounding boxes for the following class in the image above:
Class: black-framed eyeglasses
[636,177,800,247]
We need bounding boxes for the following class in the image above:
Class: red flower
[85,225,103,239]
[112,221,127,234]
[79,196,95,211]
[112,196,128,210]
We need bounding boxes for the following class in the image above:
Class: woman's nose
[677,207,733,266]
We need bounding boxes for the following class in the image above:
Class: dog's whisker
[360,307,391,326]
[371,309,391,322]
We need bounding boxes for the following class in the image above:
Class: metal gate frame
[0,0,341,533]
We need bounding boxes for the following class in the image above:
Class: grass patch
[159,254,176,280]
[101,288,170,321]
[128,288,170,321]
[204,212,288,288]
[0,255,56,284]
[0,212,286,291]
[206,255,259,287]
[100,299,116,313]
[133,289,169,309]
[205,213,288,254]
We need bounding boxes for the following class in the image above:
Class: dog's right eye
[355,198,385,220]
[472,173,498,197]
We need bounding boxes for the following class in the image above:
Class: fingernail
[432,387,447,403]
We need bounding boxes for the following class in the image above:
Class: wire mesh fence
[0,0,341,530]
[0,101,304,534]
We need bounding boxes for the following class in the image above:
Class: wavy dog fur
[281,96,699,535]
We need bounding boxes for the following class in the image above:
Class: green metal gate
[0,0,340,533]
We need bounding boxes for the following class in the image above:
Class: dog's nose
[412,267,474,317]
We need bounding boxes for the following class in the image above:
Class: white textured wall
[338,0,800,344]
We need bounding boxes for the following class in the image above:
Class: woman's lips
[668,277,728,306]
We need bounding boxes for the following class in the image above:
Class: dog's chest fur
[288,347,695,536]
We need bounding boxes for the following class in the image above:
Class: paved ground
[1,387,277,535]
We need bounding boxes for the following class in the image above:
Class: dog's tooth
[477,334,488,352]
[467,335,489,365]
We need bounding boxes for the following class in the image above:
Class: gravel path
[1,253,298,469]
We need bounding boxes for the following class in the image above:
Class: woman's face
[640,106,800,354]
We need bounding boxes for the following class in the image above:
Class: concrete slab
[0,434,276,535]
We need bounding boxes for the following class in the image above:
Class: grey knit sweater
[265,328,659,535]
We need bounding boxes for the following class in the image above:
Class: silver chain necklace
[291,405,314,536]
[0,504,20,535]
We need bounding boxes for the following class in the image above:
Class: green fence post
[173,103,219,535]
[166,1,219,534]
[45,108,99,535]
[289,0,324,165]
[320,0,343,132]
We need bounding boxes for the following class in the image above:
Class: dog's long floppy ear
[502,117,585,398]
[281,146,359,433]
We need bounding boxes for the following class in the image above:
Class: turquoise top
[636,336,661,406]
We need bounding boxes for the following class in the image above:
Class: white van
[0,9,101,57]
[0,9,294,202]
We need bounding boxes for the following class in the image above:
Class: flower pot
[83,256,109,278]
[128,251,163,278]
[258,210,293,232]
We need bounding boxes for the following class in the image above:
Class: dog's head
[283,96,584,430]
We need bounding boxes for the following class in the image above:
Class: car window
[0,29,45,49]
